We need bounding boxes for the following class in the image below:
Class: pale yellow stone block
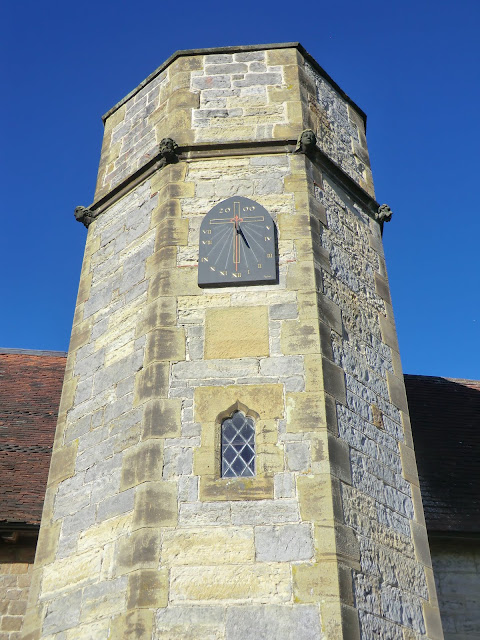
[136,297,177,337]
[278,212,312,239]
[178,293,231,310]
[204,307,269,359]
[286,392,326,433]
[115,528,162,575]
[133,481,177,528]
[108,610,154,640]
[77,514,132,552]
[293,561,340,603]
[281,319,321,355]
[42,548,102,596]
[143,397,182,439]
[145,327,185,363]
[297,474,341,524]
[199,475,274,501]
[287,261,318,291]
[162,527,254,565]
[195,384,284,423]
[120,440,164,490]
[170,563,291,603]
[304,354,325,392]
[33,521,61,568]
[127,568,168,608]
[47,440,78,487]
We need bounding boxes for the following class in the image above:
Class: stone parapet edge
[102,42,367,127]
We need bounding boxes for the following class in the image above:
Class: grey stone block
[226,605,321,640]
[274,473,295,498]
[205,63,248,75]
[285,442,310,472]
[96,488,135,522]
[255,524,313,562]
[269,303,298,320]
[43,590,82,634]
[231,500,299,526]
[259,356,303,377]
[233,72,282,87]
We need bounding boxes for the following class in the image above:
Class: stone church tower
[22,43,444,639]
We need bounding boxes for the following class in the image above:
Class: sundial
[198,196,278,287]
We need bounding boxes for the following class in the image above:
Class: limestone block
[109,610,154,640]
[230,499,299,526]
[287,261,318,292]
[293,561,340,603]
[115,528,162,574]
[120,440,164,490]
[162,527,254,565]
[255,524,313,562]
[277,212,313,240]
[148,267,200,299]
[127,568,168,608]
[399,441,420,487]
[77,514,132,552]
[143,397,182,439]
[297,474,343,524]
[286,392,326,433]
[150,163,188,193]
[204,307,269,359]
[135,297,177,337]
[386,371,409,414]
[322,357,347,404]
[154,217,190,249]
[133,481,177,528]
[33,520,61,568]
[47,441,78,488]
[374,272,391,304]
[199,476,274,502]
[145,327,185,363]
[170,563,291,603]
[281,319,321,355]
[411,521,433,568]
[155,605,225,640]
[226,604,322,640]
[42,548,102,596]
[133,362,170,406]
[194,384,284,423]
[80,576,127,623]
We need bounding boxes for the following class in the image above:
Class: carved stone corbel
[375,204,393,236]
[376,204,393,224]
[294,129,317,157]
[74,206,95,228]
[158,137,180,168]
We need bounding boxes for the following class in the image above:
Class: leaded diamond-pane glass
[221,411,255,478]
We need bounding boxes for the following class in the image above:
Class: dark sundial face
[198,197,278,287]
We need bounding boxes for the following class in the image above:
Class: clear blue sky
[2,0,479,379]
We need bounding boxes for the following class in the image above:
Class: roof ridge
[0,348,67,357]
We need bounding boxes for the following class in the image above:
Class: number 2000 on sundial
[198,197,278,287]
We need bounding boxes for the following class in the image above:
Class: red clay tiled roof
[0,349,66,526]
[405,375,480,534]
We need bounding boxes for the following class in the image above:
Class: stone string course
[22,45,443,640]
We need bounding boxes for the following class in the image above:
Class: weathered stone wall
[316,175,444,638]
[0,564,33,639]
[95,45,371,200]
[23,44,443,640]
[430,538,480,639]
